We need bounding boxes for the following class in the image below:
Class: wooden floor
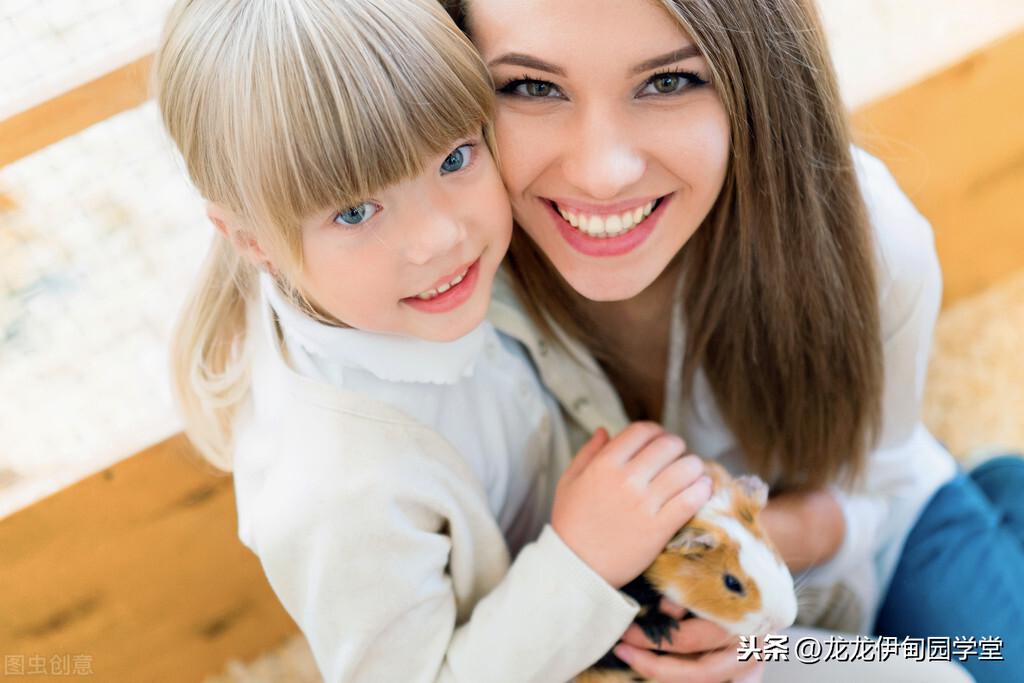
[0,27,1021,683]
[0,436,297,682]
[0,56,153,168]
[852,29,1024,306]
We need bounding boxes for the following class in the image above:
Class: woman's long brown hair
[451,0,884,491]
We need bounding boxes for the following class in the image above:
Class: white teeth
[415,267,469,300]
[555,199,659,238]
[558,207,581,228]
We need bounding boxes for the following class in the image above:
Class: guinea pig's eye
[723,573,745,595]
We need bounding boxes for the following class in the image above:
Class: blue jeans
[873,454,1024,682]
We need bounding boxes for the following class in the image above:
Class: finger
[600,421,665,465]
[565,427,609,478]
[621,623,671,649]
[658,474,712,524]
[734,661,766,683]
[614,642,760,683]
[625,436,692,486]
[648,455,705,507]
[620,617,734,654]
[659,597,688,620]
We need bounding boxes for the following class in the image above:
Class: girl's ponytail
[170,236,255,471]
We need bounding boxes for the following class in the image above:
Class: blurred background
[1,1,1022,681]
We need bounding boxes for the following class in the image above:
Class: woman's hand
[613,599,764,682]
[759,489,845,573]
[551,423,713,588]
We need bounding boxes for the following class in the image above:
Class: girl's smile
[401,257,482,313]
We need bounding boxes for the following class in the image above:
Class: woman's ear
[206,202,276,273]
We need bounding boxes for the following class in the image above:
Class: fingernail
[613,644,634,662]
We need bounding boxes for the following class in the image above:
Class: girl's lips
[544,193,673,258]
[422,260,476,294]
[401,258,481,314]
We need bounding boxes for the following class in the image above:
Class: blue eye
[440,144,474,175]
[334,202,378,226]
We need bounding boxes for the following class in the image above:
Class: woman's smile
[542,193,675,258]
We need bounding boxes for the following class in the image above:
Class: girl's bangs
[234,0,494,231]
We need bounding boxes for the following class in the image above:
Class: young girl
[154,0,720,681]
[445,0,1019,680]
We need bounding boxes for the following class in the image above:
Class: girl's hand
[614,599,764,683]
[551,422,712,588]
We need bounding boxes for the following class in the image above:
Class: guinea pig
[575,460,798,683]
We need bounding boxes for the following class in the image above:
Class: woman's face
[467,0,731,301]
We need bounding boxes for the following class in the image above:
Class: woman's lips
[401,258,481,314]
[543,194,673,258]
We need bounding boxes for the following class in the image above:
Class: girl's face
[297,137,512,341]
[467,0,731,301]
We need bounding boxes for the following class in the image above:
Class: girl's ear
[207,202,275,273]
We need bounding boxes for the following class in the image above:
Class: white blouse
[489,147,958,635]
[232,275,641,682]
[261,273,563,559]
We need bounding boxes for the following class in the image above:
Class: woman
[445,0,1024,681]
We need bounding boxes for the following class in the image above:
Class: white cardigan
[231,278,640,683]
[230,147,955,681]
[488,147,958,635]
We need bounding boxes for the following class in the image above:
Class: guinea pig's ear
[666,526,718,555]
[734,475,769,510]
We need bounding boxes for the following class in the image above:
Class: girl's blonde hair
[156,0,495,470]
[449,0,883,491]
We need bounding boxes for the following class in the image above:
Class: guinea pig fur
[575,461,798,683]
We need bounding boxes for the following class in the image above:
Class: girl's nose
[562,113,646,200]
[401,203,465,265]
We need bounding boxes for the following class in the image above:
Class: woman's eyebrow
[486,53,566,76]
[631,45,701,74]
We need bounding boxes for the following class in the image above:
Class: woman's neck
[572,257,683,420]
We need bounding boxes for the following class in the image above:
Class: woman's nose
[561,113,646,200]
